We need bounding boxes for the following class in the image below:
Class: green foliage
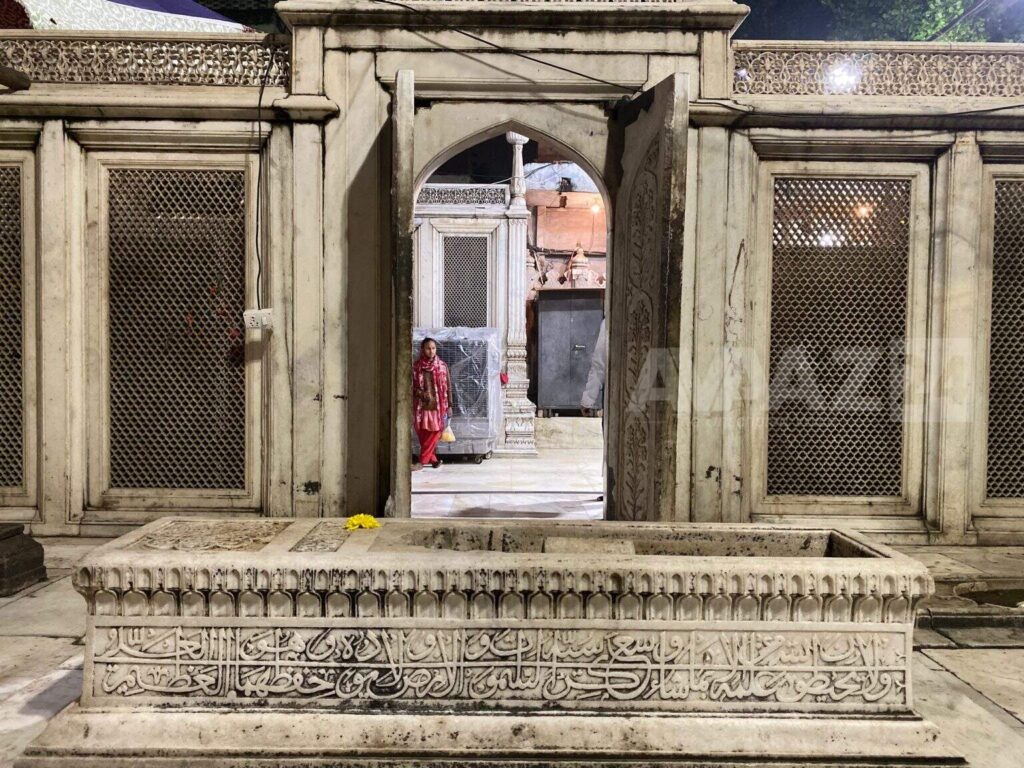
[739,0,1024,41]
[819,0,983,41]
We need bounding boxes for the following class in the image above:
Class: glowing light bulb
[818,231,839,248]
[590,204,601,214]
[853,202,873,219]
[824,61,862,94]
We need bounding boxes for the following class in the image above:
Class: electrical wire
[370,0,638,94]
[481,162,559,187]
[368,0,1024,125]
[253,40,275,311]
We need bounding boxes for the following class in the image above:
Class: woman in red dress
[412,338,452,469]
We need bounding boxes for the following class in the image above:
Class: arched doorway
[389,71,691,523]
[409,129,611,519]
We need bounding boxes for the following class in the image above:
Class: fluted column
[501,132,536,454]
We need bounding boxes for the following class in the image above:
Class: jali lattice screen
[0,166,22,489]
[987,180,1024,498]
[107,168,247,490]
[443,235,489,328]
[768,177,912,497]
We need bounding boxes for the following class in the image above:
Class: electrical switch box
[243,308,273,330]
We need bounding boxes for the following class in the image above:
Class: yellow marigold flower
[345,514,380,531]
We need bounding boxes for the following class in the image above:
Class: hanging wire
[370,0,639,94]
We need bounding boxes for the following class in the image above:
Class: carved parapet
[70,518,932,714]
[0,32,289,87]
[416,183,509,207]
[734,41,1024,98]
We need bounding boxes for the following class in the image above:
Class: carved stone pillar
[501,132,536,454]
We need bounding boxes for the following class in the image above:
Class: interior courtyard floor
[411,419,605,519]
[1,538,1023,768]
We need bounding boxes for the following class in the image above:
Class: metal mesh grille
[0,166,22,489]
[767,176,911,497]
[107,168,247,490]
[987,180,1024,498]
[442,236,488,328]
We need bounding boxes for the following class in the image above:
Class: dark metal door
[536,289,603,410]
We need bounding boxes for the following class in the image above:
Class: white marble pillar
[501,131,536,454]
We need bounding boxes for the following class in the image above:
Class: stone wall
[1,5,1024,543]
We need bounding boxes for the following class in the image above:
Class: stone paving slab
[0,578,63,611]
[936,626,1024,648]
[35,539,111,571]
[899,546,1024,579]
[425,493,604,519]
[933,547,1024,576]
[914,627,958,649]
[0,579,85,639]
[0,639,80,706]
[411,448,604,494]
[913,652,1024,768]
[0,661,81,768]
[925,649,1024,724]
[898,550,987,581]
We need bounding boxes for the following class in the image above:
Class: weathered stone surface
[18,708,962,768]
[924,649,1024,721]
[17,518,963,767]
[0,525,46,598]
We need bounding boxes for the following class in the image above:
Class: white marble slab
[412,448,603,494]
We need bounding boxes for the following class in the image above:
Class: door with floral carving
[607,74,690,522]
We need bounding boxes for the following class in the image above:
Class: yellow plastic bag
[440,425,456,443]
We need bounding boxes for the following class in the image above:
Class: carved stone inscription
[93,624,908,711]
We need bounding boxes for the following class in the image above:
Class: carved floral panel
[734,46,1024,97]
[0,37,289,87]
[129,520,290,553]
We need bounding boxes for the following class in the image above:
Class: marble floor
[411,447,605,519]
[2,539,1024,767]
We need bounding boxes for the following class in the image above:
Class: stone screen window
[106,168,247,490]
[767,176,912,497]
[442,235,489,328]
[0,166,22,489]
[986,179,1024,499]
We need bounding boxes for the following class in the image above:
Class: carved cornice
[0,119,41,147]
[277,0,748,33]
[72,519,933,624]
[0,33,289,88]
[65,120,275,150]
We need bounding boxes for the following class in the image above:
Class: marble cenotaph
[18,518,963,767]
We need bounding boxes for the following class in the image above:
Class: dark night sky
[736,0,838,39]
[206,0,1022,42]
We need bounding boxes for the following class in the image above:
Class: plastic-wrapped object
[412,327,503,460]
